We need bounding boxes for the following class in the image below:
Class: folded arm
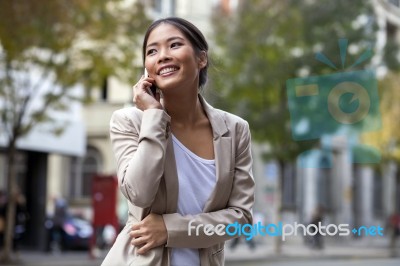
[110,108,171,208]
[163,121,255,248]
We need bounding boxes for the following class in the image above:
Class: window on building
[69,146,102,199]
[150,0,162,12]
[282,162,296,210]
[148,0,176,15]
[389,0,400,7]
[101,76,108,101]
[317,157,332,211]
[0,151,27,191]
[0,153,5,189]
[373,170,383,217]
[69,156,82,198]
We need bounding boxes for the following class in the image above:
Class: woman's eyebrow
[146,36,185,48]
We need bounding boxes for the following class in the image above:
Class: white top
[170,135,216,266]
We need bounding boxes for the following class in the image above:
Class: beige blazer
[102,96,255,266]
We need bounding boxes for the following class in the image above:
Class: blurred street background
[1,236,399,266]
[1,0,400,265]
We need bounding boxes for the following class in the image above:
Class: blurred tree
[0,0,149,262]
[211,0,378,161]
[361,1,400,162]
[362,72,400,160]
[210,0,382,253]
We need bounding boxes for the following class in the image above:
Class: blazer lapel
[199,96,233,212]
[161,95,232,214]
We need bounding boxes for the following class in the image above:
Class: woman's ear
[198,50,208,69]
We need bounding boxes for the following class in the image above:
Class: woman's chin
[156,80,179,92]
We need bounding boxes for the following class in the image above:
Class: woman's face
[144,23,206,92]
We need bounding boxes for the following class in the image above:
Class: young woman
[102,17,255,266]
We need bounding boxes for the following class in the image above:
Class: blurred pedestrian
[51,197,68,251]
[13,192,29,253]
[230,211,264,251]
[307,205,325,250]
[388,211,400,256]
[0,190,6,248]
[229,235,256,251]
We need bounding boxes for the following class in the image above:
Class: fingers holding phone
[144,69,158,98]
[133,75,162,111]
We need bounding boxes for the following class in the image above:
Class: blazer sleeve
[162,121,255,249]
[110,108,171,208]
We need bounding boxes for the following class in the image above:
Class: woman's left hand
[130,213,168,255]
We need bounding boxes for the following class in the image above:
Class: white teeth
[159,67,178,75]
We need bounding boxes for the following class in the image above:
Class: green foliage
[210,0,380,161]
[0,1,150,260]
[0,0,150,139]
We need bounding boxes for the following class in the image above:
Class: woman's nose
[157,48,172,63]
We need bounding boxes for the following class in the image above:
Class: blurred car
[45,214,93,251]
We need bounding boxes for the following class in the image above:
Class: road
[3,252,400,266]
[226,258,400,266]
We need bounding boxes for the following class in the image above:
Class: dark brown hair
[142,17,209,88]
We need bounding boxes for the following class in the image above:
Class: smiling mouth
[159,67,179,75]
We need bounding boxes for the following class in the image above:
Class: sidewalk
[2,237,399,265]
[225,236,399,262]
[1,251,103,266]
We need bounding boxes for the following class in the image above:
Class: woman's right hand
[133,76,162,111]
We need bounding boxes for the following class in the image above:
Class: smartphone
[144,68,157,97]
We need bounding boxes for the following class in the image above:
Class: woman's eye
[147,49,156,55]
[171,42,182,48]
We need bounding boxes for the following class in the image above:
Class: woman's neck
[163,91,204,128]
